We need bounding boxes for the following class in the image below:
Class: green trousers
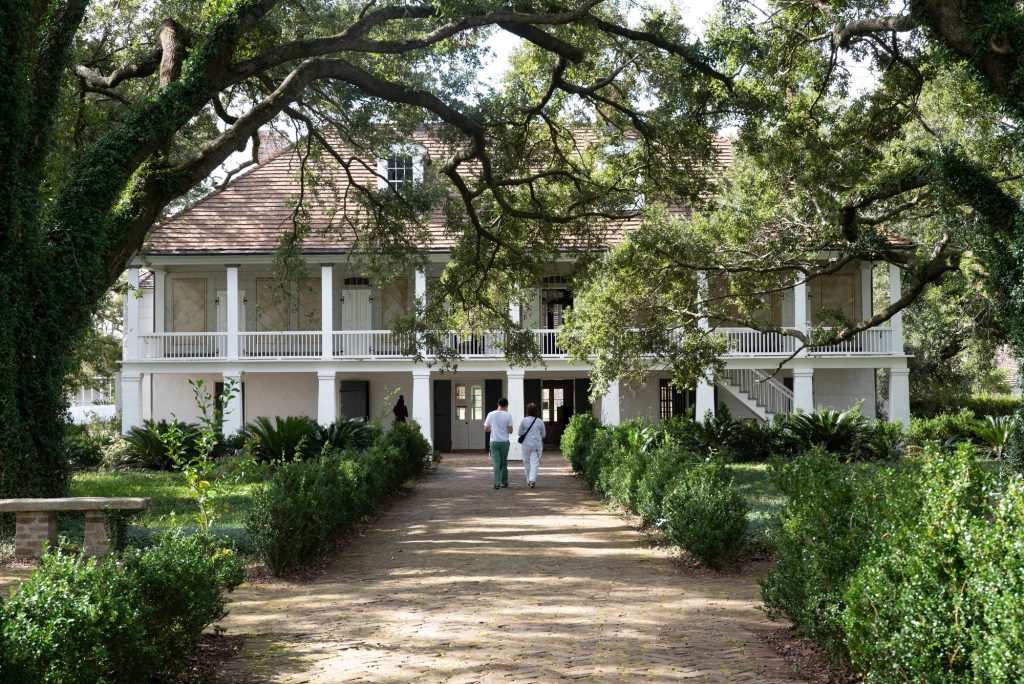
[489,440,510,486]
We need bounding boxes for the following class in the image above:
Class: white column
[321,264,333,359]
[888,366,911,426]
[601,380,621,426]
[226,265,240,360]
[317,371,337,425]
[415,268,427,356]
[794,276,809,336]
[125,266,140,360]
[860,262,873,321]
[120,371,142,435]
[888,263,904,354]
[696,271,709,331]
[507,369,525,461]
[509,301,521,325]
[793,368,814,413]
[695,376,716,423]
[222,370,243,435]
[153,268,166,333]
[411,368,432,446]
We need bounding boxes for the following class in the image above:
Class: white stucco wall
[714,386,762,421]
[244,372,318,420]
[813,368,876,418]
[619,379,658,422]
[150,373,223,423]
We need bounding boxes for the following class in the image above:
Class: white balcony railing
[334,330,415,357]
[130,326,899,361]
[240,331,322,358]
[139,333,227,359]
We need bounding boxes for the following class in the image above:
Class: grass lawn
[70,469,261,528]
[729,463,785,545]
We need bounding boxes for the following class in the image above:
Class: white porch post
[888,365,911,426]
[507,369,525,461]
[222,370,243,435]
[860,262,873,320]
[794,275,809,336]
[509,301,521,325]
[696,376,716,423]
[321,264,334,359]
[601,380,621,426]
[888,263,904,354]
[695,271,717,423]
[120,371,142,435]
[125,266,140,360]
[793,368,814,413]
[226,265,240,360]
[415,268,427,356]
[153,268,166,333]
[317,371,337,425]
[411,368,432,446]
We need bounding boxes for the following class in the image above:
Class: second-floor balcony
[131,326,899,361]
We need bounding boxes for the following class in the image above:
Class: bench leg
[14,512,57,559]
[83,510,111,557]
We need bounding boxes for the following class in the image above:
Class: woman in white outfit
[518,403,546,488]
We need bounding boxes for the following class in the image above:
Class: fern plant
[124,420,200,470]
[785,409,867,455]
[316,417,379,452]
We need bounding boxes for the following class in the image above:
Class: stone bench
[0,498,150,559]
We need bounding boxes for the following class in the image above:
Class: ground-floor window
[659,379,695,420]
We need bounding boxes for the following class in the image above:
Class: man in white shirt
[483,397,514,489]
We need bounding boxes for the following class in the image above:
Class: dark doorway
[339,380,369,420]
[541,379,575,446]
[433,380,452,453]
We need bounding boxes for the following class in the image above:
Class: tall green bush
[0,532,244,683]
[562,413,599,473]
[841,445,994,681]
[661,460,748,568]
[760,448,912,655]
[634,443,699,526]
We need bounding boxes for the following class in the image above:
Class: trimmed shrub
[0,532,244,682]
[244,415,320,463]
[246,421,428,574]
[907,408,978,446]
[859,419,906,461]
[841,444,994,681]
[562,413,599,473]
[965,394,1022,417]
[634,443,699,526]
[760,447,911,656]
[661,460,748,568]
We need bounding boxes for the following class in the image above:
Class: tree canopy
[2,0,1023,496]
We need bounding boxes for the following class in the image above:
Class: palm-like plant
[124,420,200,470]
[243,416,319,463]
[785,409,867,455]
[974,415,1014,459]
[316,417,378,452]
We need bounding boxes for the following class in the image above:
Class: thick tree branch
[75,49,161,88]
[831,14,917,49]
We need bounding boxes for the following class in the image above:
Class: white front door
[452,382,484,449]
[216,290,246,331]
[341,288,372,330]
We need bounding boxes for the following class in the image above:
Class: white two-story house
[120,134,912,455]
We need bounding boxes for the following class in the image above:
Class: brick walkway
[218,453,803,683]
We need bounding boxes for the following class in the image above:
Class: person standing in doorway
[518,402,546,488]
[393,395,409,423]
[483,397,514,489]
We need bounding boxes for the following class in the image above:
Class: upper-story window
[377,144,426,191]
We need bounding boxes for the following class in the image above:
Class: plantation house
[120,134,912,456]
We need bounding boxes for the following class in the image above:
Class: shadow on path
[217,453,803,683]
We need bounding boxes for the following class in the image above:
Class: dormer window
[386,155,415,190]
[377,143,426,191]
